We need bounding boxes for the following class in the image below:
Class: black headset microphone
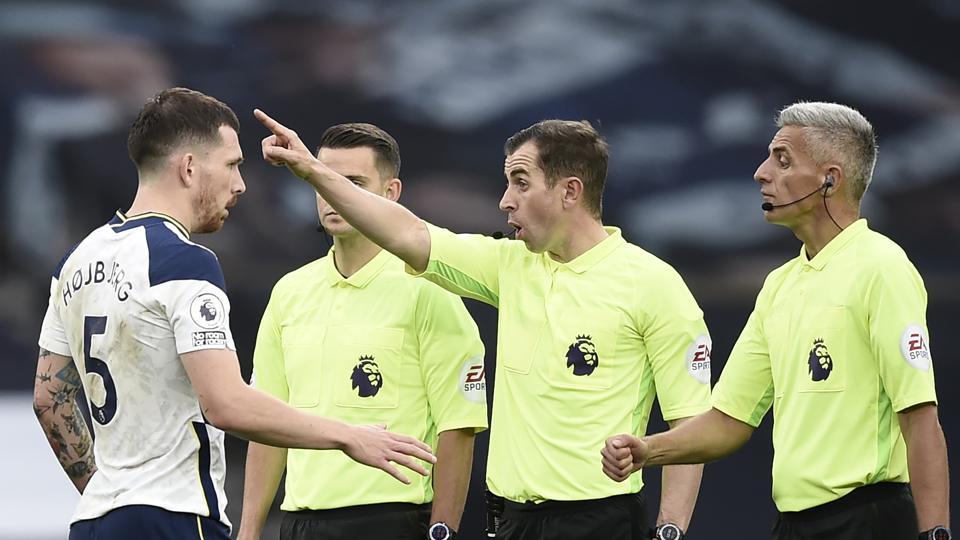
[760,175,843,231]
[761,176,834,212]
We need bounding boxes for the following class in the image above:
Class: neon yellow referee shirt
[712,219,938,511]
[413,225,712,503]
[252,248,487,510]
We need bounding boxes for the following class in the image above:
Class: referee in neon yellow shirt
[238,124,487,540]
[254,111,712,539]
[602,102,952,540]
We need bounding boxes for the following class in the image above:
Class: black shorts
[496,491,647,540]
[68,505,229,540]
[280,502,431,540]
[773,482,918,540]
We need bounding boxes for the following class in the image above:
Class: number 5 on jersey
[84,315,118,425]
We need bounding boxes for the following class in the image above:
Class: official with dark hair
[255,111,713,540]
[238,123,486,540]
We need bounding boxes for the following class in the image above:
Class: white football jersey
[38,211,234,529]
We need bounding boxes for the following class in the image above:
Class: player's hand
[601,434,647,482]
[342,424,436,484]
[254,108,323,181]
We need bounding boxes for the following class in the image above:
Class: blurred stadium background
[1,1,957,538]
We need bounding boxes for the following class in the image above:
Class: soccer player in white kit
[32,88,435,540]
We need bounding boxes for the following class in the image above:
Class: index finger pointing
[253,108,291,136]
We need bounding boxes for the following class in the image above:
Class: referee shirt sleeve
[416,281,488,433]
[865,258,938,412]
[641,266,712,421]
[251,289,289,401]
[712,309,775,428]
[408,223,503,307]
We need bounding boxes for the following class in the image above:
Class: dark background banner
[1,2,956,538]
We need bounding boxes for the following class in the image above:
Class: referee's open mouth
[508,220,523,239]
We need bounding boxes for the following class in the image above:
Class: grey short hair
[776,102,878,200]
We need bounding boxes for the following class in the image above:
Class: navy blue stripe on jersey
[112,216,226,292]
[191,421,221,522]
[52,243,80,279]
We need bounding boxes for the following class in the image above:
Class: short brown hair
[317,123,401,179]
[504,120,609,218]
[127,87,239,171]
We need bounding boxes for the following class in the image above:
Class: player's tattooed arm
[33,349,98,493]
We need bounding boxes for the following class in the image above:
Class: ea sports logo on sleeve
[685,335,712,384]
[189,293,225,329]
[459,355,486,403]
[900,324,931,371]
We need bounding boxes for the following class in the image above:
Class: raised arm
[181,347,435,484]
[33,349,97,493]
[254,109,431,272]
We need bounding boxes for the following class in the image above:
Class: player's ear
[560,176,583,209]
[178,153,195,188]
[383,177,402,202]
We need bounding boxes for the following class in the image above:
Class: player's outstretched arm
[254,109,431,273]
[33,349,97,493]
[181,348,436,484]
[602,408,754,481]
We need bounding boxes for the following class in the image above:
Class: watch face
[658,524,681,540]
[429,522,451,540]
[932,527,951,540]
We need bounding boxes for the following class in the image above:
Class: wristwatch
[428,522,457,540]
[652,523,684,540]
[920,526,952,540]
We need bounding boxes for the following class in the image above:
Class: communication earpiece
[823,175,835,189]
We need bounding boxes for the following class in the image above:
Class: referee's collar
[324,246,393,288]
[800,218,867,270]
[549,227,625,274]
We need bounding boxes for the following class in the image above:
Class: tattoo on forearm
[63,411,86,436]
[65,459,94,479]
[67,402,93,457]
[55,363,82,387]
[39,348,53,358]
[71,438,92,457]
[33,402,51,418]
[47,424,71,461]
[41,401,97,486]
[48,384,72,414]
